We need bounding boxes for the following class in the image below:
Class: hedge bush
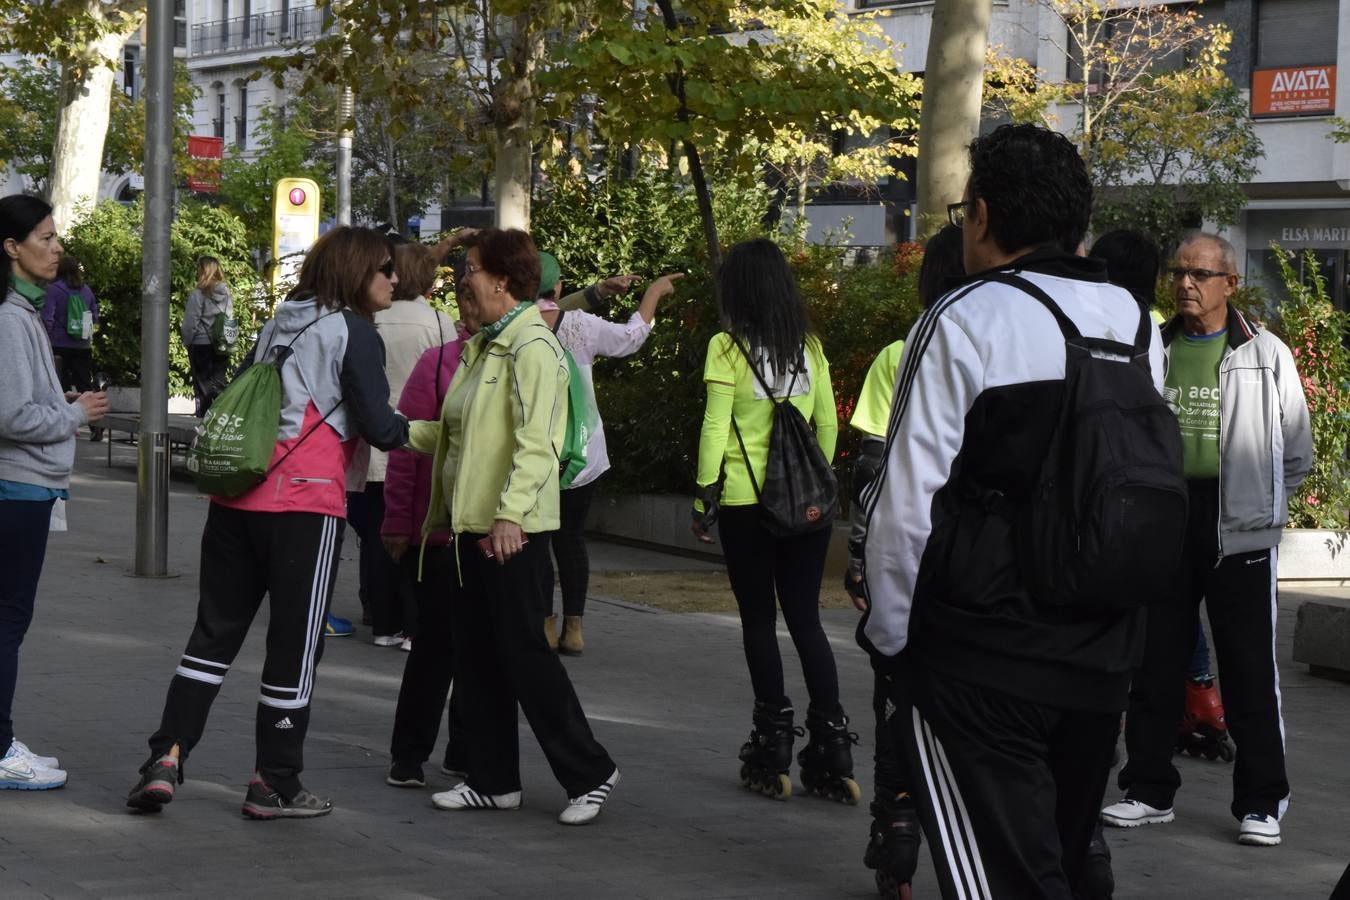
[64,200,263,396]
[530,166,924,498]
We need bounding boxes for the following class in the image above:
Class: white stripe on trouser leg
[1269,546,1290,820]
[181,654,229,670]
[299,516,337,704]
[913,708,987,900]
[931,727,993,899]
[175,666,225,685]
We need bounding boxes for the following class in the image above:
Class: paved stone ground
[1,437,1346,899]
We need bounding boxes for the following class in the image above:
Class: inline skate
[864,793,920,898]
[798,706,862,804]
[1175,677,1236,762]
[739,701,796,800]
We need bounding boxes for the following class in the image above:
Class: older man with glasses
[1101,232,1312,847]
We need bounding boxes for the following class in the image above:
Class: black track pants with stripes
[143,504,343,799]
[888,664,1119,900]
[1119,478,1289,820]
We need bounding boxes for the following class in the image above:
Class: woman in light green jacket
[408,228,619,826]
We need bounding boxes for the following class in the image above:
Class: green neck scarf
[480,300,531,340]
[9,275,45,307]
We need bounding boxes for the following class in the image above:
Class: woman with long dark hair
[127,227,409,819]
[691,238,854,803]
[42,253,99,395]
[0,195,107,790]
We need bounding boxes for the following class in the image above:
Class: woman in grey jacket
[181,256,234,417]
[0,195,107,790]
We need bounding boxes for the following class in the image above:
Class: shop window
[1256,0,1339,67]
[1246,248,1348,322]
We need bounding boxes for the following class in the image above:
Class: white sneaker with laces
[558,768,621,826]
[373,633,405,647]
[1237,813,1281,846]
[9,739,58,769]
[1100,798,1175,827]
[0,748,67,790]
[431,782,521,811]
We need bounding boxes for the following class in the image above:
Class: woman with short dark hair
[127,226,410,820]
[691,238,854,804]
[409,227,620,825]
[0,195,107,790]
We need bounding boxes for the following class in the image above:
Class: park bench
[99,388,201,468]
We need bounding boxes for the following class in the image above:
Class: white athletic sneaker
[558,768,621,826]
[430,782,521,811]
[9,739,58,769]
[373,634,405,647]
[1100,798,1175,827]
[1237,813,1282,846]
[0,748,67,790]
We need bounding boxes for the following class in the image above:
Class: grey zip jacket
[1161,305,1312,556]
[0,287,87,489]
[181,283,233,347]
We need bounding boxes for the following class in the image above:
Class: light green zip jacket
[409,303,567,540]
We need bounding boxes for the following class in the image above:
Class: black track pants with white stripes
[144,504,343,799]
[888,664,1119,900]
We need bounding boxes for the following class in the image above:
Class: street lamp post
[136,0,174,576]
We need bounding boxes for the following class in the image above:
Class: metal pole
[336,82,353,225]
[136,0,173,576]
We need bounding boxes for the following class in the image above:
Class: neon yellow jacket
[408,304,567,539]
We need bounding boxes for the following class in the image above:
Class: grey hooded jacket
[1161,305,1313,556]
[181,282,233,347]
[0,287,87,489]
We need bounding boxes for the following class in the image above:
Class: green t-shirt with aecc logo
[1164,330,1227,478]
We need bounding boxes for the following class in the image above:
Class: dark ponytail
[0,194,55,289]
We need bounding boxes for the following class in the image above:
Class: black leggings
[541,480,597,617]
[718,504,839,713]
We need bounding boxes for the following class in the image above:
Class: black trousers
[718,505,839,712]
[187,345,229,417]
[52,347,94,392]
[1120,479,1289,820]
[450,533,614,797]
[389,546,466,769]
[364,481,414,637]
[891,664,1118,900]
[0,498,54,754]
[145,505,343,799]
[540,480,598,617]
[872,667,912,803]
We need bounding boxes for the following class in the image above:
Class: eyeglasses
[947,200,976,228]
[377,259,395,278]
[1167,267,1232,283]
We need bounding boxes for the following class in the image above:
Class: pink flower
[1307,495,1320,506]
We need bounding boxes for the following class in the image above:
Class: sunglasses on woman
[377,259,395,278]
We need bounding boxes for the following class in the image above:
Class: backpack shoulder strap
[733,337,802,404]
[982,272,1080,341]
[729,414,763,502]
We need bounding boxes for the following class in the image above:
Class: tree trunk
[915,0,993,238]
[494,120,531,230]
[49,23,136,233]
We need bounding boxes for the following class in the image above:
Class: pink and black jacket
[214,296,409,519]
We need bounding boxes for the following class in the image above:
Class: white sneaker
[9,739,58,769]
[0,748,67,790]
[1238,813,1282,846]
[400,638,412,652]
[558,768,621,826]
[1100,798,1175,827]
[431,782,521,811]
[373,634,405,647]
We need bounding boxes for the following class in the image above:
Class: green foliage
[0,0,145,72]
[531,162,923,496]
[217,104,332,255]
[1330,117,1350,143]
[0,58,196,193]
[1268,247,1350,529]
[63,201,264,394]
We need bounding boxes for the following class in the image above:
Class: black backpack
[986,273,1187,612]
[729,340,838,537]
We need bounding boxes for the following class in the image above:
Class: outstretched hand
[646,273,685,302]
[597,274,640,299]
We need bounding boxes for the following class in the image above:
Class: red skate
[1175,677,1236,762]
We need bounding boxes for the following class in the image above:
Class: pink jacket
[382,339,463,546]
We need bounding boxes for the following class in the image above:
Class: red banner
[186,135,225,193]
[1251,65,1337,118]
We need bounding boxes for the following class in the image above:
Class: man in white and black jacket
[857,124,1165,899]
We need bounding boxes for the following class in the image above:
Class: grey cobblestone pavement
[1,437,1345,899]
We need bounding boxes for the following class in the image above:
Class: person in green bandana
[0,194,107,791]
